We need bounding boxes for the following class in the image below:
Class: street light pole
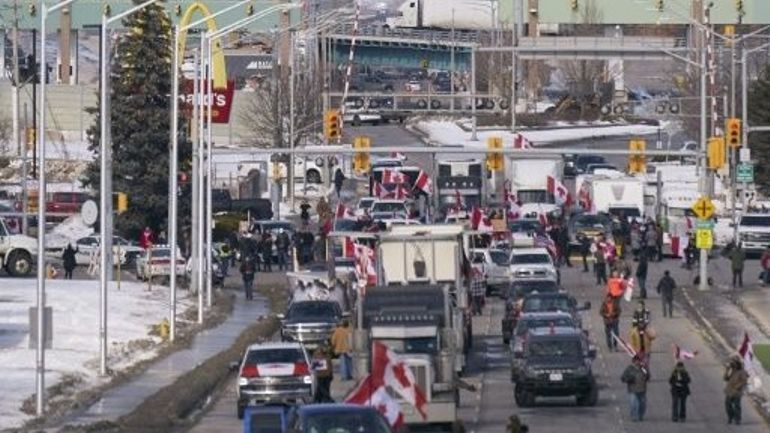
[205,36,213,309]
[698,4,709,292]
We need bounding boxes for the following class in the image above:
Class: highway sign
[737,163,754,183]
[695,219,714,230]
[695,229,713,250]
[691,197,715,220]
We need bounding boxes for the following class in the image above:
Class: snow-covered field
[414,120,663,148]
[0,279,192,428]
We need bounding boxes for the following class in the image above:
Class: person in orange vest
[607,270,627,299]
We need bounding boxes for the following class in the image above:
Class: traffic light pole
[698,5,709,292]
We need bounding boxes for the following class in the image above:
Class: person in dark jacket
[636,254,649,299]
[621,355,650,422]
[300,199,311,227]
[657,270,677,318]
[239,256,256,300]
[275,229,291,271]
[333,168,346,198]
[62,243,78,279]
[557,225,572,267]
[669,361,691,422]
[729,244,746,288]
[578,233,591,272]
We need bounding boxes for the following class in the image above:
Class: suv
[280,301,343,348]
[509,248,557,282]
[520,292,591,329]
[513,327,598,407]
[46,192,90,214]
[501,280,560,344]
[235,342,314,419]
[470,248,510,296]
[737,213,770,254]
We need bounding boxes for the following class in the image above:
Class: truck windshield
[573,214,609,229]
[380,337,438,355]
[511,254,550,264]
[516,317,575,336]
[523,297,573,313]
[741,216,770,226]
[516,190,549,204]
[248,412,283,433]
[287,302,340,320]
[609,207,641,218]
[489,250,509,266]
[372,202,405,213]
[527,339,582,359]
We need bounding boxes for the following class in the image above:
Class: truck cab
[738,213,770,254]
[0,217,36,277]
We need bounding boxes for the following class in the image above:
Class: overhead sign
[737,163,754,183]
[695,229,713,250]
[691,196,715,220]
[180,79,236,124]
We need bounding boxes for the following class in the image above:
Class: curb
[680,285,770,424]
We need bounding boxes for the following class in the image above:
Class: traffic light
[736,0,744,14]
[628,139,646,173]
[324,109,341,140]
[570,0,578,11]
[353,136,371,174]
[707,136,726,170]
[486,136,504,172]
[726,117,741,147]
[113,192,128,214]
[655,0,663,12]
[103,4,111,16]
[246,4,254,16]
[174,3,182,15]
[28,2,36,16]
[25,127,35,151]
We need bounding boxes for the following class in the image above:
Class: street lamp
[99,0,160,379]
[36,0,81,416]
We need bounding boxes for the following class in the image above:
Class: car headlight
[303,375,313,384]
[238,377,248,386]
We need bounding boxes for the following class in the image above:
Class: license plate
[549,373,563,382]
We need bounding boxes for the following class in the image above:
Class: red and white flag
[513,133,533,149]
[344,237,356,258]
[354,244,377,286]
[382,169,408,185]
[372,341,428,419]
[453,190,465,213]
[390,151,407,161]
[471,207,493,232]
[547,175,572,207]
[346,375,405,429]
[623,277,635,302]
[739,332,755,373]
[577,182,592,211]
[673,344,699,361]
[336,202,356,220]
[414,170,432,195]
[612,332,637,357]
[375,182,408,200]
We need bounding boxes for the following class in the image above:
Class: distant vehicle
[234,342,314,419]
[512,327,598,407]
[135,245,186,282]
[211,188,274,219]
[574,155,607,175]
[520,292,590,329]
[343,107,383,126]
[370,199,409,216]
[404,80,422,92]
[470,248,510,296]
[73,235,144,266]
[356,197,376,214]
[46,192,90,214]
[507,218,543,248]
[508,247,557,282]
[737,213,770,254]
[508,311,577,354]
[567,213,612,246]
[386,0,495,30]
[508,158,564,204]
[0,217,36,277]
[585,163,619,174]
[349,75,395,92]
[370,158,404,171]
[501,280,560,344]
[584,175,645,221]
[287,404,393,433]
[279,300,343,348]
[242,403,293,433]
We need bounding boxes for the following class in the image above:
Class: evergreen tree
[748,64,770,193]
[82,1,190,240]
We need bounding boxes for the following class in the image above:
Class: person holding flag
[724,354,749,424]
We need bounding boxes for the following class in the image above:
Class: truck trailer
[385,0,496,30]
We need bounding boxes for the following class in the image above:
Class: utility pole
[12,0,21,156]
[698,3,710,292]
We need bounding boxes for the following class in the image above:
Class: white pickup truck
[0,217,37,277]
[737,213,770,254]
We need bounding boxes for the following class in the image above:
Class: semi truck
[385,0,496,30]
[507,157,564,205]
[354,224,470,431]
[585,175,645,220]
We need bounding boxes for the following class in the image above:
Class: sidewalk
[56,273,283,430]
[671,255,770,418]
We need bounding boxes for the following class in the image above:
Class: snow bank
[415,120,662,148]
[0,279,191,428]
[47,215,94,250]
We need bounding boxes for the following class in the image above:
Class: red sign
[180,79,236,124]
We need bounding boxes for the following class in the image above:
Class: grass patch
[753,344,770,373]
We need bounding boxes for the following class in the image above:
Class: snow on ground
[0,279,192,429]
[415,120,662,148]
[47,215,95,250]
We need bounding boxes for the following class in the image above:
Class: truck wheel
[6,250,32,277]
[514,386,534,407]
[236,402,245,419]
[306,170,322,184]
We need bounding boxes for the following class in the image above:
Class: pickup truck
[212,188,274,219]
[0,217,36,277]
[737,213,770,254]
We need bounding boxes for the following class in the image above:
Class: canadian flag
[577,182,592,211]
[673,344,699,361]
[414,170,432,195]
[382,169,408,185]
[623,277,635,302]
[508,201,522,221]
[739,332,755,374]
[612,332,638,357]
[547,176,571,207]
[513,133,533,149]
[355,244,377,286]
[453,189,465,213]
[346,375,405,429]
[344,237,356,258]
[375,182,408,200]
[685,216,693,232]
[471,207,493,232]
[336,202,356,220]
[371,341,428,419]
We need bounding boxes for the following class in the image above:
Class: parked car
[242,403,294,433]
[46,192,90,214]
[73,235,144,266]
[135,245,186,282]
[508,247,557,281]
[280,300,344,348]
[287,404,393,433]
[404,80,422,92]
[234,342,314,419]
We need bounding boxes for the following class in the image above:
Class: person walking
[730,243,746,288]
[621,355,650,422]
[599,294,621,351]
[62,243,77,279]
[312,344,334,403]
[724,355,750,424]
[557,224,572,267]
[139,226,153,250]
[470,267,486,316]
[300,199,311,227]
[275,229,290,271]
[607,270,626,300]
[260,234,273,272]
[331,320,353,381]
[657,270,677,318]
[636,254,648,299]
[578,233,591,272]
[669,361,691,422]
[593,239,608,285]
[239,256,256,300]
[333,168,346,198]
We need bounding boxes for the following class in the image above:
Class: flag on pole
[739,332,755,373]
[414,170,432,195]
[612,332,637,357]
[346,375,405,429]
[513,133,533,149]
[382,169,408,185]
[335,202,356,220]
[471,207,493,232]
[546,175,571,207]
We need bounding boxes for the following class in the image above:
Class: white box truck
[385,0,496,30]
[507,157,564,205]
[587,176,645,220]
